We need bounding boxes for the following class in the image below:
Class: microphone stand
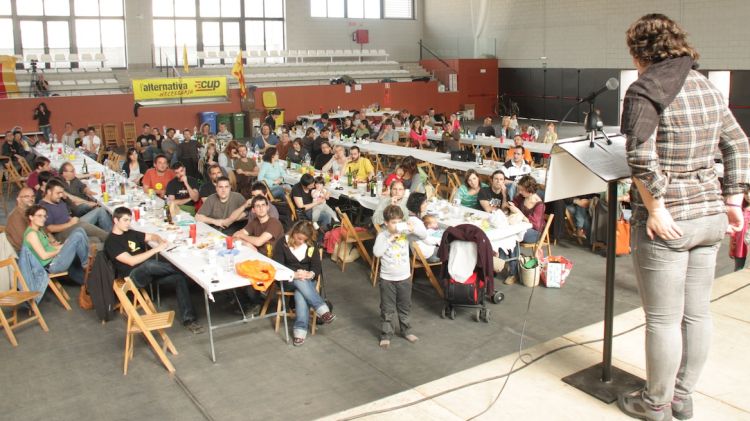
[584,99,613,148]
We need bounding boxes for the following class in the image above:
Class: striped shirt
[627,70,750,222]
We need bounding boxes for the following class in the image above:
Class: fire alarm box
[353,29,369,44]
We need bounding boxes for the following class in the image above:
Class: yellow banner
[132,76,227,100]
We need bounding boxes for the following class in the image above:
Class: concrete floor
[0,120,740,420]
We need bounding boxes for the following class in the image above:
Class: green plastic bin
[232,112,246,140]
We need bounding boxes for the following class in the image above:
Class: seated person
[343,146,374,183]
[287,138,308,164]
[409,120,428,148]
[478,170,509,213]
[166,161,200,215]
[455,170,487,210]
[502,146,532,199]
[82,126,101,160]
[40,178,110,245]
[372,180,409,226]
[376,121,399,143]
[105,207,203,334]
[310,176,339,224]
[272,220,336,346]
[504,135,533,162]
[141,154,175,198]
[500,175,546,286]
[22,204,89,285]
[200,164,223,201]
[291,174,334,231]
[233,195,284,255]
[441,122,461,153]
[475,117,496,137]
[251,123,279,150]
[567,194,597,240]
[3,130,32,168]
[257,147,288,201]
[233,144,260,191]
[59,162,97,216]
[405,193,440,263]
[26,156,57,191]
[195,176,248,235]
[7,187,40,252]
[384,166,404,191]
[313,141,333,170]
[122,147,146,185]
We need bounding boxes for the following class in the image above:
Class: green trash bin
[232,112,246,140]
[217,113,233,135]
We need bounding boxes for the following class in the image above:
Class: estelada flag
[0,55,19,98]
[230,51,246,99]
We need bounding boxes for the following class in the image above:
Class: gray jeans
[631,212,726,407]
[379,277,412,340]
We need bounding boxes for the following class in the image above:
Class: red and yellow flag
[0,55,19,98]
[231,51,246,99]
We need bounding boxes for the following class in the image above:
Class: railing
[418,40,456,91]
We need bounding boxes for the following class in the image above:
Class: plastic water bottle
[253,144,260,157]
[226,253,235,272]
[304,153,311,167]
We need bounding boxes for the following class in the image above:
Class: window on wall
[311,0,412,19]
[154,0,285,67]
[153,0,198,68]
[7,0,126,68]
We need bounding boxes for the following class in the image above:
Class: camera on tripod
[30,59,38,73]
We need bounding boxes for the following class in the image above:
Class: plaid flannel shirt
[627,70,750,222]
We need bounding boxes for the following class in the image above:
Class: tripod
[584,100,612,148]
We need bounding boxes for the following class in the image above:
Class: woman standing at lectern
[617,14,750,421]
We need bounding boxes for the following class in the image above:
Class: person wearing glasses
[22,204,89,285]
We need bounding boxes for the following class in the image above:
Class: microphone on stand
[579,78,619,104]
[557,77,619,147]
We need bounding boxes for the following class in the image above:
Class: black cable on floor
[336,280,750,421]
[174,373,216,421]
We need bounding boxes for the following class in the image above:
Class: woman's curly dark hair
[626,13,699,65]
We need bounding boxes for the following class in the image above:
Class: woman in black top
[287,138,307,164]
[122,147,145,185]
[33,102,52,142]
[272,221,335,346]
[340,117,355,138]
[313,141,333,170]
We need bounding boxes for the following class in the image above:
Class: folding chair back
[102,123,119,149]
[17,158,32,177]
[4,163,26,197]
[0,257,48,346]
[334,207,374,271]
[285,191,298,221]
[122,122,137,149]
[113,277,177,375]
[521,214,554,258]
[410,241,445,298]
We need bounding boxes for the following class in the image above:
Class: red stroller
[437,224,504,322]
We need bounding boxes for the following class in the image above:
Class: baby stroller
[437,224,504,322]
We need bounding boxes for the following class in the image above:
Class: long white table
[282,166,530,252]
[37,145,296,361]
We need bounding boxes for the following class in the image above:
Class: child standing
[373,205,421,349]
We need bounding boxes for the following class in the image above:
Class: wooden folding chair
[284,191,298,222]
[520,214,554,258]
[334,207,374,272]
[371,224,382,286]
[17,158,32,177]
[122,122,137,149]
[267,249,324,334]
[113,277,177,375]
[4,162,27,197]
[410,242,445,298]
[0,257,48,346]
[47,272,72,310]
[102,123,119,149]
[0,167,7,216]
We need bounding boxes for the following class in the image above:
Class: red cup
[225,236,234,250]
[189,224,197,244]
[100,182,106,193]
[133,207,140,222]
